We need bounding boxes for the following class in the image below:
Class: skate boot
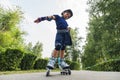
[46,57,56,69]
[58,58,71,75]
[58,58,70,69]
[46,57,57,76]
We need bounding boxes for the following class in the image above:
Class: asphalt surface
[0,70,120,80]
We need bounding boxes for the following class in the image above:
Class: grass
[0,69,59,75]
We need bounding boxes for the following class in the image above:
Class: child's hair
[61,9,73,18]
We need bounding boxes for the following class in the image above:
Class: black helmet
[61,9,73,18]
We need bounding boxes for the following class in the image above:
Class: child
[34,9,73,69]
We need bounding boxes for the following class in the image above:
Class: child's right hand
[68,27,71,31]
[34,18,40,23]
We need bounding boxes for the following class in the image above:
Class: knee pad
[55,43,61,50]
[61,46,66,50]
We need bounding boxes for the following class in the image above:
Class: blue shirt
[54,15,68,30]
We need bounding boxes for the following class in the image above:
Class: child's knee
[61,46,66,50]
[55,43,66,50]
[55,43,62,50]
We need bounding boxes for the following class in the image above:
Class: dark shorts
[55,30,72,50]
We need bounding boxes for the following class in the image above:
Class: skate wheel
[46,70,50,77]
[66,72,68,75]
[61,72,64,75]
[61,72,63,75]
[63,72,66,75]
[61,72,66,75]
[68,70,71,75]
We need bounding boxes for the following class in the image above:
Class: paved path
[0,71,120,80]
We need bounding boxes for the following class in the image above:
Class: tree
[0,5,43,57]
[25,42,43,58]
[25,42,33,53]
[32,42,43,58]
[82,0,120,68]
[0,6,25,51]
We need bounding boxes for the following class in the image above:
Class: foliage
[20,53,37,70]
[0,6,25,51]
[70,61,81,70]
[25,42,43,58]
[86,59,120,71]
[32,42,43,58]
[0,52,6,71]
[34,58,48,69]
[66,60,81,70]
[0,5,44,71]
[0,49,23,71]
[82,0,120,68]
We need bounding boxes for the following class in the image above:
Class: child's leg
[60,50,65,58]
[52,49,59,58]
[58,46,69,69]
[59,45,66,58]
[47,49,59,69]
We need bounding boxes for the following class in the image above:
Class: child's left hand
[34,18,40,23]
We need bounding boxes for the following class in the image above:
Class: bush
[0,52,6,71]
[0,49,23,71]
[34,58,48,69]
[86,59,120,71]
[5,49,23,70]
[65,60,72,65]
[70,61,80,70]
[20,53,37,70]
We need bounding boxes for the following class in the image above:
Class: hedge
[0,49,23,71]
[34,58,48,69]
[0,49,81,71]
[86,59,120,71]
[20,53,37,70]
[70,61,81,70]
[0,52,6,71]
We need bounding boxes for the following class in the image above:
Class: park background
[0,0,120,71]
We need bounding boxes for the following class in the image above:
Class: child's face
[63,12,71,19]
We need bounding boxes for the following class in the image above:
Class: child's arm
[34,16,56,23]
